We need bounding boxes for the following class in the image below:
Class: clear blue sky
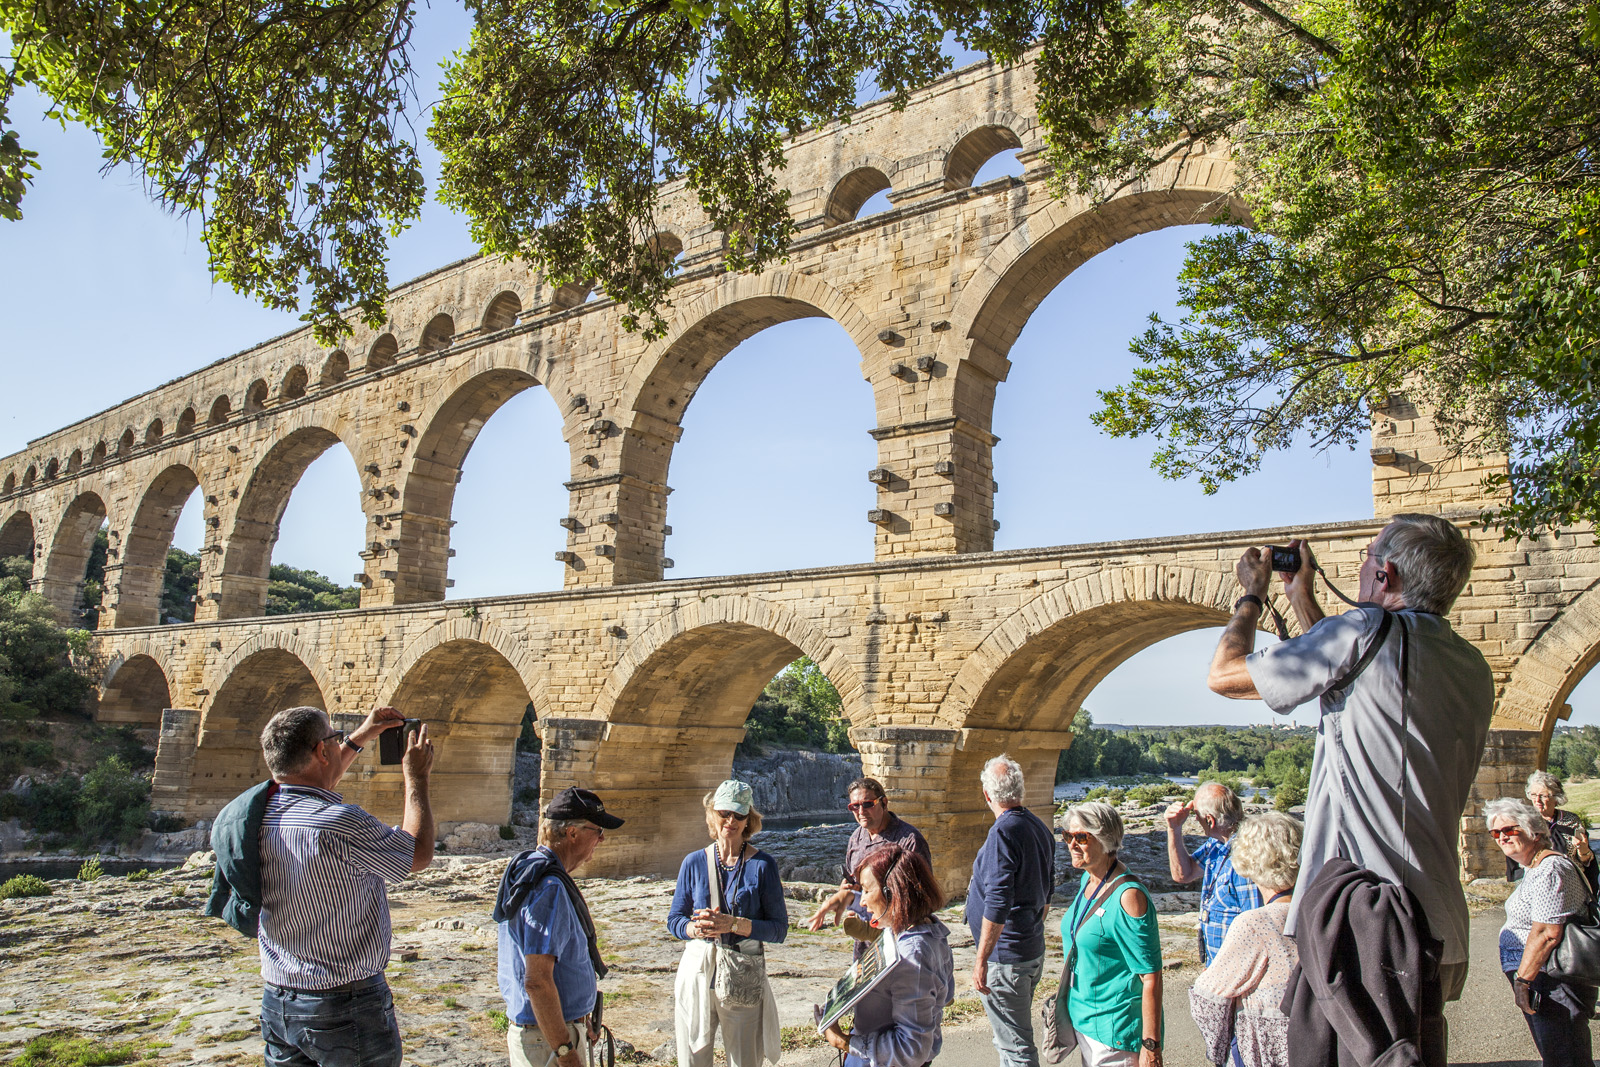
[5,14,1591,729]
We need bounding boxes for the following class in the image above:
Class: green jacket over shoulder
[203,780,278,937]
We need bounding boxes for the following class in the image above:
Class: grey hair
[1527,770,1568,806]
[1194,781,1245,830]
[981,754,1026,806]
[1229,812,1302,891]
[538,818,590,848]
[1372,513,1475,615]
[1485,798,1549,841]
[260,705,329,777]
[1064,801,1124,854]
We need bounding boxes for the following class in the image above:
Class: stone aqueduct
[2,58,1596,886]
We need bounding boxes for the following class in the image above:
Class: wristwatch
[1234,594,1264,613]
[1141,1037,1161,1052]
[341,737,363,753]
[554,1043,573,1058]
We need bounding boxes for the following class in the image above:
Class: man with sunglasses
[805,776,931,956]
[247,704,435,1067]
[494,787,623,1067]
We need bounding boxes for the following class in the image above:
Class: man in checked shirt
[255,705,435,1067]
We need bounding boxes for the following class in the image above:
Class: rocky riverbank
[0,828,1210,1067]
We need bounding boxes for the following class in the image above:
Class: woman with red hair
[823,846,955,1067]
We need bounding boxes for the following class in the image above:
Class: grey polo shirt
[1247,605,1493,966]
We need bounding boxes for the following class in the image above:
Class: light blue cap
[712,779,754,815]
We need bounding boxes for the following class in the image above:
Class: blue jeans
[981,954,1045,1067]
[261,976,403,1067]
[1506,971,1598,1067]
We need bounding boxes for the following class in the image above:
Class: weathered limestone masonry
[0,57,1593,888]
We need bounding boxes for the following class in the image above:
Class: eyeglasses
[1359,546,1384,566]
[1528,793,1556,803]
[1488,826,1522,840]
[1062,831,1096,846]
[320,729,346,746]
[847,799,881,813]
[714,810,748,822]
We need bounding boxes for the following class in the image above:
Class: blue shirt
[667,845,788,945]
[845,918,954,1067]
[1194,836,1261,965]
[966,806,1056,964]
[497,848,598,1023]
[258,784,416,990]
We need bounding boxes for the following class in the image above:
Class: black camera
[1269,545,1301,573]
[378,718,423,765]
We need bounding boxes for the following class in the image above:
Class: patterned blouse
[1188,900,1298,1067]
[1500,852,1591,973]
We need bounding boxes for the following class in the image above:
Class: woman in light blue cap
[668,779,788,1067]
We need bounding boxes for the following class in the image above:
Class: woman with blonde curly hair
[1189,812,1303,1067]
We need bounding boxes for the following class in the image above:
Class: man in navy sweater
[967,754,1056,1067]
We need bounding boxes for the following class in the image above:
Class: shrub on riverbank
[0,874,51,900]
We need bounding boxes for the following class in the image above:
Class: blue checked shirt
[1195,836,1261,965]
[258,785,417,990]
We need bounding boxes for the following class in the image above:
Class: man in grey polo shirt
[255,705,435,1067]
[1208,513,1493,1012]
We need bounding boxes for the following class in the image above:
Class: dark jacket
[1282,858,1444,1067]
[965,805,1056,963]
[203,780,278,937]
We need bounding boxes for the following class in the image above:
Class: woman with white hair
[1510,771,1598,892]
[667,780,788,1067]
[1188,812,1303,1067]
[1489,796,1598,1067]
[1053,800,1164,1067]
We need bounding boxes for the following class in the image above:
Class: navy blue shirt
[966,806,1056,964]
[667,845,789,945]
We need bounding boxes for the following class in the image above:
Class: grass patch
[0,875,52,900]
[443,997,460,1010]
[780,1024,831,1051]
[13,1030,151,1066]
[943,996,987,1025]
[484,1009,509,1033]
[172,1017,193,1036]
[1564,779,1600,821]
[433,982,465,993]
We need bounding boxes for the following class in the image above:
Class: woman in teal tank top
[1061,801,1164,1067]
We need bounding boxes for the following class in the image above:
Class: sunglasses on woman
[1062,831,1096,845]
[1488,825,1522,840]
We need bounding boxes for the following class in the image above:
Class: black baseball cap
[544,786,625,830]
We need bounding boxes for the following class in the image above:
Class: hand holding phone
[378,718,423,764]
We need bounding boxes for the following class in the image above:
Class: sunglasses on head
[848,799,880,813]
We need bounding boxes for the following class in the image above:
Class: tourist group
[204,514,1600,1067]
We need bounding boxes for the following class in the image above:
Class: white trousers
[676,984,766,1067]
[1072,1027,1138,1067]
[508,1020,588,1067]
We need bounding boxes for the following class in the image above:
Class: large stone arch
[922,563,1239,887]
[97,648,175,727]
[574,594,866,876]
[916,165,1245,556]
[215,421,363,619]
[0,509,36,570]
[392,361,547,603]
[39,490,107,621]
[353,624,540,825]
[1498,572,1600,747]
[601,274,882,585]
[108,464,204,629]
[183,638,332,816]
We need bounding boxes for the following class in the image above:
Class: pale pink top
[1189,900,1298,1067]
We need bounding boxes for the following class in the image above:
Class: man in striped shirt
[256,705,435,1067]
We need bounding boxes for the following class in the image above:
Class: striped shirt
[258,784,416,990]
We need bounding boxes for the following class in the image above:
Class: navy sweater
[966,806,1056,963]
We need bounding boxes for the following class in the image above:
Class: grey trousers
[980,953,1045,1067]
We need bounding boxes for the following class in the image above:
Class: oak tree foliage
[4,0,1598,530]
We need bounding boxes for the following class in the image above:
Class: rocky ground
[0,823,1209,1067]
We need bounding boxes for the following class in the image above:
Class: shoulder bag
[1539,852,1600,986]
[705,845,768,1008]
[1040,868,1137,1064]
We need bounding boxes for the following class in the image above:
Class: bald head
[1194,782,1244,836]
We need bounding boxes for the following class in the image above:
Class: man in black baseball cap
[493,787,623,1067]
